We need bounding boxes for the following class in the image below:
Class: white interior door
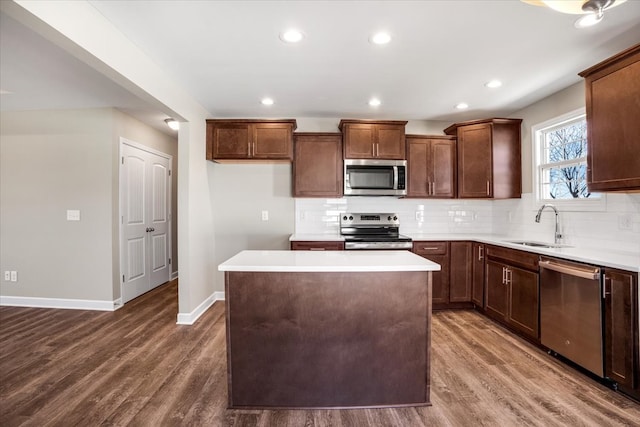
[121,140,172,303]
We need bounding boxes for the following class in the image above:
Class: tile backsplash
[295,193,640,255]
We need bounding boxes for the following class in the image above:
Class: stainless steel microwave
[344,159,407,196]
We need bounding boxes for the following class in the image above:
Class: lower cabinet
[485,246,539,341]
[413,242,450,307]
[471,242,485,309]
[604,268,639,399]
[413,241,473,309]
[290,241,344,251]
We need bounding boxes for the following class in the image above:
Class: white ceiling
[2,1,640,129]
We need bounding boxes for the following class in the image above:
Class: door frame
[118,137,173,305]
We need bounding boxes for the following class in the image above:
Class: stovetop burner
[340,213,412,250]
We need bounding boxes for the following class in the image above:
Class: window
[533,109,604,210]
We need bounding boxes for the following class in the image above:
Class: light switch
[67,210,81,221]
[261,210,269,221]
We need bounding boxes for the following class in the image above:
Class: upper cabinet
[293,133,343,198]
[206,119,297,162]
[444,118,522,199]
[406,135,456,198]
[579,44,640,192]
[339,120,408,159]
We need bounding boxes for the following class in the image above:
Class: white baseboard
[176,291,225,325]
[171,271,179,281]
[0,295,119,311]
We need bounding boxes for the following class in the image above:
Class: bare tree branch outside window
[543,119,592,199]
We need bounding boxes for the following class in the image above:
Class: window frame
[531,107,606,212]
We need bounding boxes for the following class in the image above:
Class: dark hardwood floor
[1,280,639,426]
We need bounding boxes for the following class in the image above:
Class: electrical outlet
[415,211,424,221]
[4,271,10,281]
[10,271,17,282]
[618,214,633,230]
[261,210,269,221]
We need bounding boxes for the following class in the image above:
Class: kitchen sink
[505,240,572,249]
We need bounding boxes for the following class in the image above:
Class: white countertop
[219,250,441,273]
[289,233,640,272]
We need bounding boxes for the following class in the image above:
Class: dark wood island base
[224,270,432,409]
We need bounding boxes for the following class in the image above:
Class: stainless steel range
[340,213,413,250]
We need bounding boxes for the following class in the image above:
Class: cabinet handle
[478,245,484,261]
[603,274,611,299]
[309,248,326,251]
[506,269,512,285]
[421,247,439,251]
[502,267,506,285]
[486,180,490,196]
[427,181,432,195]
[431,182,435,195]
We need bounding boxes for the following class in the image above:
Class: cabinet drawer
[413,241,449,256]
[291,241,344,251]
[486,245,538,271]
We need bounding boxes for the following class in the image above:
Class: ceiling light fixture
[279,29,304,43]
[261,97,274,106]
[369,32,391,45]
[485,79,503,88]
[164,118,179,131]
[368,98,381,107]
[521,0,627,27]
[455,103,469,110]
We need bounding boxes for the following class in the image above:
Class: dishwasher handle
[539,259,600,280]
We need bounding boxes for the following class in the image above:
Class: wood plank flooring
[1,280,639,426]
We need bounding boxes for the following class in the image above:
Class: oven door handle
[539,260,600,280]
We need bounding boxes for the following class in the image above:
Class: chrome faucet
[535,204,562,244]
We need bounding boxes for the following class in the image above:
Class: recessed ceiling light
[368,98,381,107]
[369,32,391,45]
[261,97,274,106]
[485,79,503,88]
[279,29,304,43]
[455,103,469,110]
[574,13,603,28]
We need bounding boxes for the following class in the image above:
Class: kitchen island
[218,250,440,409]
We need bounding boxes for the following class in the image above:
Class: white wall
[0,108,179,304]
[0,109,115,301]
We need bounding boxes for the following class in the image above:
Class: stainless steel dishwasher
[539,256,603,377]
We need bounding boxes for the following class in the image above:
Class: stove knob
[349,215,353,220]
[393,216,398,221]
[343,215,348,221]
[388,215,392,221]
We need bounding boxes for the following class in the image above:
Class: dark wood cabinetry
[406,135,456,198]
[290,241,345,251]
[604,268,639,399]
[339,120,407,159]
[206,119,297,161]
[485,246,539,340]
[413,241,473,309]
[413,242,450,307]
[293,133,343,197]
[579,44,640,192]
[444,118,522,199]
[471,242,485,308]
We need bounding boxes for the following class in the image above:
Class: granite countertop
[289,233,640,272]
[219,250,441,273]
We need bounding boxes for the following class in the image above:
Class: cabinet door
[290,241,345,251]
[471,243,485,307]
[406,138,430,197]
[344,124,375,159]
[413,242,449,306]
[604,269,638,392]
[508,266,539,340]
[457,123,492,198]
[211,123,250,159]
[431,139,456,198]
[584,50,640,191]
[293,134,342,197]
[450,242,472,302]
[376,124,405,159]
[485,259,508,321]
[253,123,293,159]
